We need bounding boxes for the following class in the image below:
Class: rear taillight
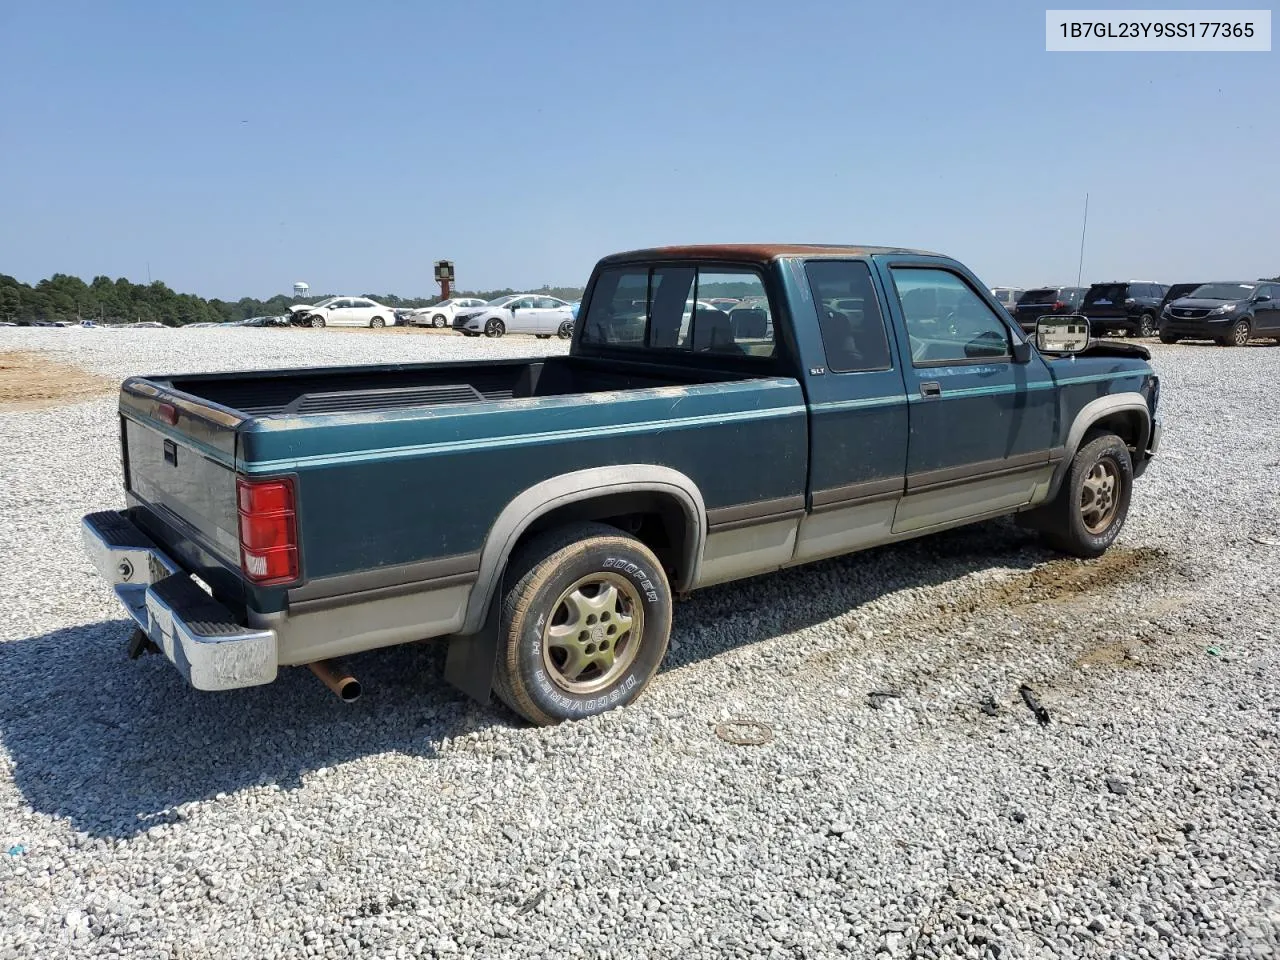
[236,477,298,585]
[1053,301,1066,310]
[158,402,178,426]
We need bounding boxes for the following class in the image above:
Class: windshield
[311,297,339,308]
[1188,283,1255,300]
[487,295,519,306]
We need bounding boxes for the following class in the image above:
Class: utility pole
[1075,193,1089,288]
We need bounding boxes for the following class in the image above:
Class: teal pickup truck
[83,244,1162,725]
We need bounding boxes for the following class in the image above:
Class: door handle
[920,381,942,398]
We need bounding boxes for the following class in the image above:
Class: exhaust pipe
[307,660,362,703]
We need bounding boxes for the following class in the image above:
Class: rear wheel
[1220,319,1250,347]
[535,334,551,339]
[485,318,505,338]
[1032,433,1133,559]
[432,314,447,328]
[558,320,574,339]
[493,522,672,725]
[310,315,325,329]
[370,316,385,329]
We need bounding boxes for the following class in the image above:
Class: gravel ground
[0,328,1277,960]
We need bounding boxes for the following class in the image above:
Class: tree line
[0,272,586,326]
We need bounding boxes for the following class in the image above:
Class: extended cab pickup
[83,244,1162,725]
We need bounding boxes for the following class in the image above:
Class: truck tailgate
[120,378,244,567]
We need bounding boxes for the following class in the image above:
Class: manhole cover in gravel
[714,719,774,746]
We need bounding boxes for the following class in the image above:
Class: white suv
[290,297,397,329]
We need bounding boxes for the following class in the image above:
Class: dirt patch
[981,546,1167,609]
[0,351,116,410]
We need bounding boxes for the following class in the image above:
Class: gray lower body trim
[791,499,899,565]
[705,494,806,530]
[696,517,800,588]
[287,551,482,608]
[810,477,903,512]
[893,466,1054,534]
[255,581,473,665]
[906,449,1051,494]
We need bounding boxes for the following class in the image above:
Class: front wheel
[558,320,574,339]
[1034,433,1133,559]
[432,314,447,328]
[485,318,505,338]
[1159,332,1179,344]
[1137,313,1156,338]
[1220,319,1250,347]
[309,315,325,329]
[494,522,673,726]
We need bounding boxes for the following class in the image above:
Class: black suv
[1011,286,1087,333]
[1080,281,1167,338]
[1159,281,1280,346]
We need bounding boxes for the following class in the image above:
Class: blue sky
[1,0,1275,298]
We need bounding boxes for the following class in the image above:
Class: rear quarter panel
[238,378,809,587]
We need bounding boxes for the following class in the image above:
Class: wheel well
[514,492,696,590]
[1085,410,1148,457]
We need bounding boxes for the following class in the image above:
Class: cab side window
[804,260,892,372]
[891,267,1011,365]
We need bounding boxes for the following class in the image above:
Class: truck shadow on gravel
[0,519,1161,839]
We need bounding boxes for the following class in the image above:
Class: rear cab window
[581,265,776,358]
[803,260,892,373]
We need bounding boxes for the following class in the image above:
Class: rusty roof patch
[598,243,945,265]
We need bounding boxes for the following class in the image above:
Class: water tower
[293,281,309,299]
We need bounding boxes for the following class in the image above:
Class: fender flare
[1046,392,1151,501]
[458,465,707,634]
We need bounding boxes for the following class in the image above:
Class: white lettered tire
[494,522,672,725]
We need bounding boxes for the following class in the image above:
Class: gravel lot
[0,327,1277,960]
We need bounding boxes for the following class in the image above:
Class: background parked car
[1080,281,1167,338]
[290,297,397,329]
[989,287,1024,312]
[1159,281,1280,346]
[1011,286,1087,333]
[1158,283,1204,316]
[454,295,575,339]
[407,297,488,328]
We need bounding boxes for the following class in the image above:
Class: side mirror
[1036,315,1090,355]
[1255,293,1271,302]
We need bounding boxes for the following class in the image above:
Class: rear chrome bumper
[81,511,277,690]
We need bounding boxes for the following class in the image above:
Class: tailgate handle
[920,381,942,398]
[163,439,178,467]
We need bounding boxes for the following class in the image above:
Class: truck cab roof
[598,243,944,265]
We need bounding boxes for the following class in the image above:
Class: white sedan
[455,295,575,339]
[290,297,397,329]
[406,298,488,328]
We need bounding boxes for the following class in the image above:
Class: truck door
[791,259,910,564]
[873,257,1058,534]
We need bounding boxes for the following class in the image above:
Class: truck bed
[156,356,742,419]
